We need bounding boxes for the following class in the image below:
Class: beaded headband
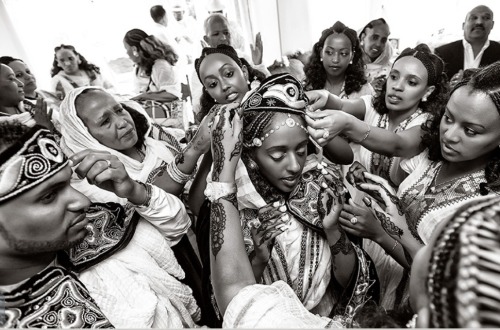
[395,47,443,86]
[245,113,308,148]
[0,126,68,203]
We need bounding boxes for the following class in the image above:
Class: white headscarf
[59,86,177,203]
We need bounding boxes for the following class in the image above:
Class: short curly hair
[303,21,367,96]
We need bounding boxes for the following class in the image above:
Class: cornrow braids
[242,111,275,148]
[427,196,500,327]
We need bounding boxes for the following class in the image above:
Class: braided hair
[372,43,449,116]
[421,62,500,195]
[303,21,367,96]
[195,45,266,122]
[50,44,101,78]
[427,196,500,327]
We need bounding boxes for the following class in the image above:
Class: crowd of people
[1,2,500,328]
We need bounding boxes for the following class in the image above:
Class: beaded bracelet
[133,180,152,208]
[353,122,371,144]
[166,160,196,185]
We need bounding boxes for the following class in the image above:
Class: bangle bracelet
[166,159,196,185]
[133,180,152,207]
[386,239,399,255]
[353,122,371,143]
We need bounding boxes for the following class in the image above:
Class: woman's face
[361,24,390,61]
[252,113,308,193]
[385,56,434,113]
[0,64,25,106]
[440,85,500,164]
[55,48,81,75]
[199,53,249,104]
[123,40,140,64]
[75,90,138,153]
[8,60,37,97]
[320,33,354,79]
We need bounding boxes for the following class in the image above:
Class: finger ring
[350,216,358,224]
[322,129,330,139]
[248,218,261,229]
[105,159,112,168]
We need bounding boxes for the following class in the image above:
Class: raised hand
[33,98,55,132]
[210,103,243,181]
[250,32,263,65]
[70,149,146,205]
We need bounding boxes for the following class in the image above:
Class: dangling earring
[349,60,353,64]
[250,77,261,90]
[213,98,217,103]
[320,58,323,62]
[133,50,139,57]
[422,96,427,102]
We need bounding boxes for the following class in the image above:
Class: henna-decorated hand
[357,172,410,240]
[189,105,219,155]
[250,200,289,264]
[210,103,243,180]
[345,161,386,207]
[338,198,386,241]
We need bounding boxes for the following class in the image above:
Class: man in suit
[435,5,500,85]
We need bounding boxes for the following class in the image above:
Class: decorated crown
[0,126,68,203]
[240,73,308,115]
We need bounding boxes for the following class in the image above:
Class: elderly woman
[58,86,211,326]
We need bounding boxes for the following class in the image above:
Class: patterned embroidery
[66,203,138,271]
[1,267,113,328]
[400,162,485,242]
[369,109,424,188]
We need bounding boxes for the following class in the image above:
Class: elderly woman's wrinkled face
[252,113,308,193]
[0,64,25,106]
[75,90,138,153]
[55,48,81,75]
[440,85,500,164]
[320,33,354,79]
[199,53,249,104]
[8,60,37,97]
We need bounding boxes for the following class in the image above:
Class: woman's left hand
[305,109,349,146]
[33,98,55,132]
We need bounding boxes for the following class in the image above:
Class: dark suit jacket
[434,39,500,79]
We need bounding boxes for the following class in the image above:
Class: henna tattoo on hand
[211,111,226,181]
[229,130,243,161]
[220,192,237,209]
[374,209,404,238]
[210,200,227,259]
[330,228,354,270]
[175,148,187,165]
[378,184,405,215]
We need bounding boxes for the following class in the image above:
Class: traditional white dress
[58,86,200,327]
